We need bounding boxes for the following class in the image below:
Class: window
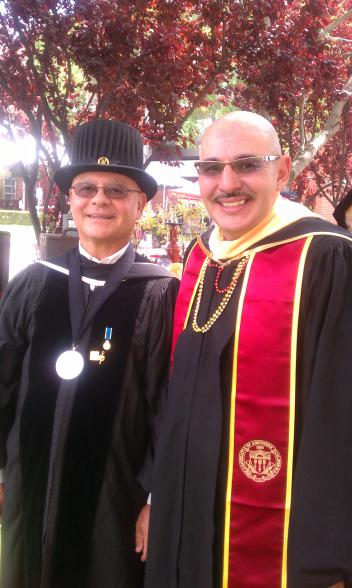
[4,177,16,201]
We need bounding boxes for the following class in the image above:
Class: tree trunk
[26,177,41,242]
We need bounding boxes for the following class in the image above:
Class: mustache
[214,191,252,201]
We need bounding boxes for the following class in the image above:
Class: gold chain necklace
[192,255,249,334]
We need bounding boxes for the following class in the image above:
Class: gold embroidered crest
[97,156,109,165]
[239,440,281,483]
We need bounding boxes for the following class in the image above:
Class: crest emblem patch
[239,440,282,483]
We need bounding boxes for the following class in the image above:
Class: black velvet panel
[51,278,146,587]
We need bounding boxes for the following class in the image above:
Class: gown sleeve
[0,266,40,468]
[134,276,179,491]
[289,234,352,585]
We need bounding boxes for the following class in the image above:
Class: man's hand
[135,504,150,562]
[0,482,4,516]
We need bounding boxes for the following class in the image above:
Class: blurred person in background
[333,188,352,232]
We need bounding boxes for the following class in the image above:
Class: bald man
[145,112,352,588]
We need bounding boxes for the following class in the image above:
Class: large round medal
[56,349,84,380]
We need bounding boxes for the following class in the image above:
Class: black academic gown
[0,247,179,588]
[145,218,352,588]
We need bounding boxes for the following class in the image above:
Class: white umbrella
[145,161,192,188]
[169,180,200,196]
[146,162,196,208]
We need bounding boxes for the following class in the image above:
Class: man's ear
[137,193,147,217]
[276,154,291,191]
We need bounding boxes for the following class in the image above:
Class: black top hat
[54,120,158,201]
[333,188,352,228]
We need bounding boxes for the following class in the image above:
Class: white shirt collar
[79,242,130,264]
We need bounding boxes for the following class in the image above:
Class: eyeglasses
[194,155,281,176]
[70,182,143,199]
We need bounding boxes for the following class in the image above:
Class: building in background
[0,169,23,210]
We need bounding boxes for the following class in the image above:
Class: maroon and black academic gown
[145,217,352,588]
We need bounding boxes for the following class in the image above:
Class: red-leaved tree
[204,0,352,205]
[0,0,351,238]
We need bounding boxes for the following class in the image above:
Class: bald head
[197,110,291,240]
[200,111,282,158]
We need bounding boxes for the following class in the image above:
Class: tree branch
[320,9,352,38]
[326,37,352,43]
[291,74,352,180]
[298,91,307,154]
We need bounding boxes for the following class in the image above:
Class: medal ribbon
[67,244,135,349]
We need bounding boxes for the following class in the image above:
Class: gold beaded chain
[192,255,249,334]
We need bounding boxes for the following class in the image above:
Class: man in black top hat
[0,120,179,588]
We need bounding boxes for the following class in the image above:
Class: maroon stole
[171,235,312,588]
